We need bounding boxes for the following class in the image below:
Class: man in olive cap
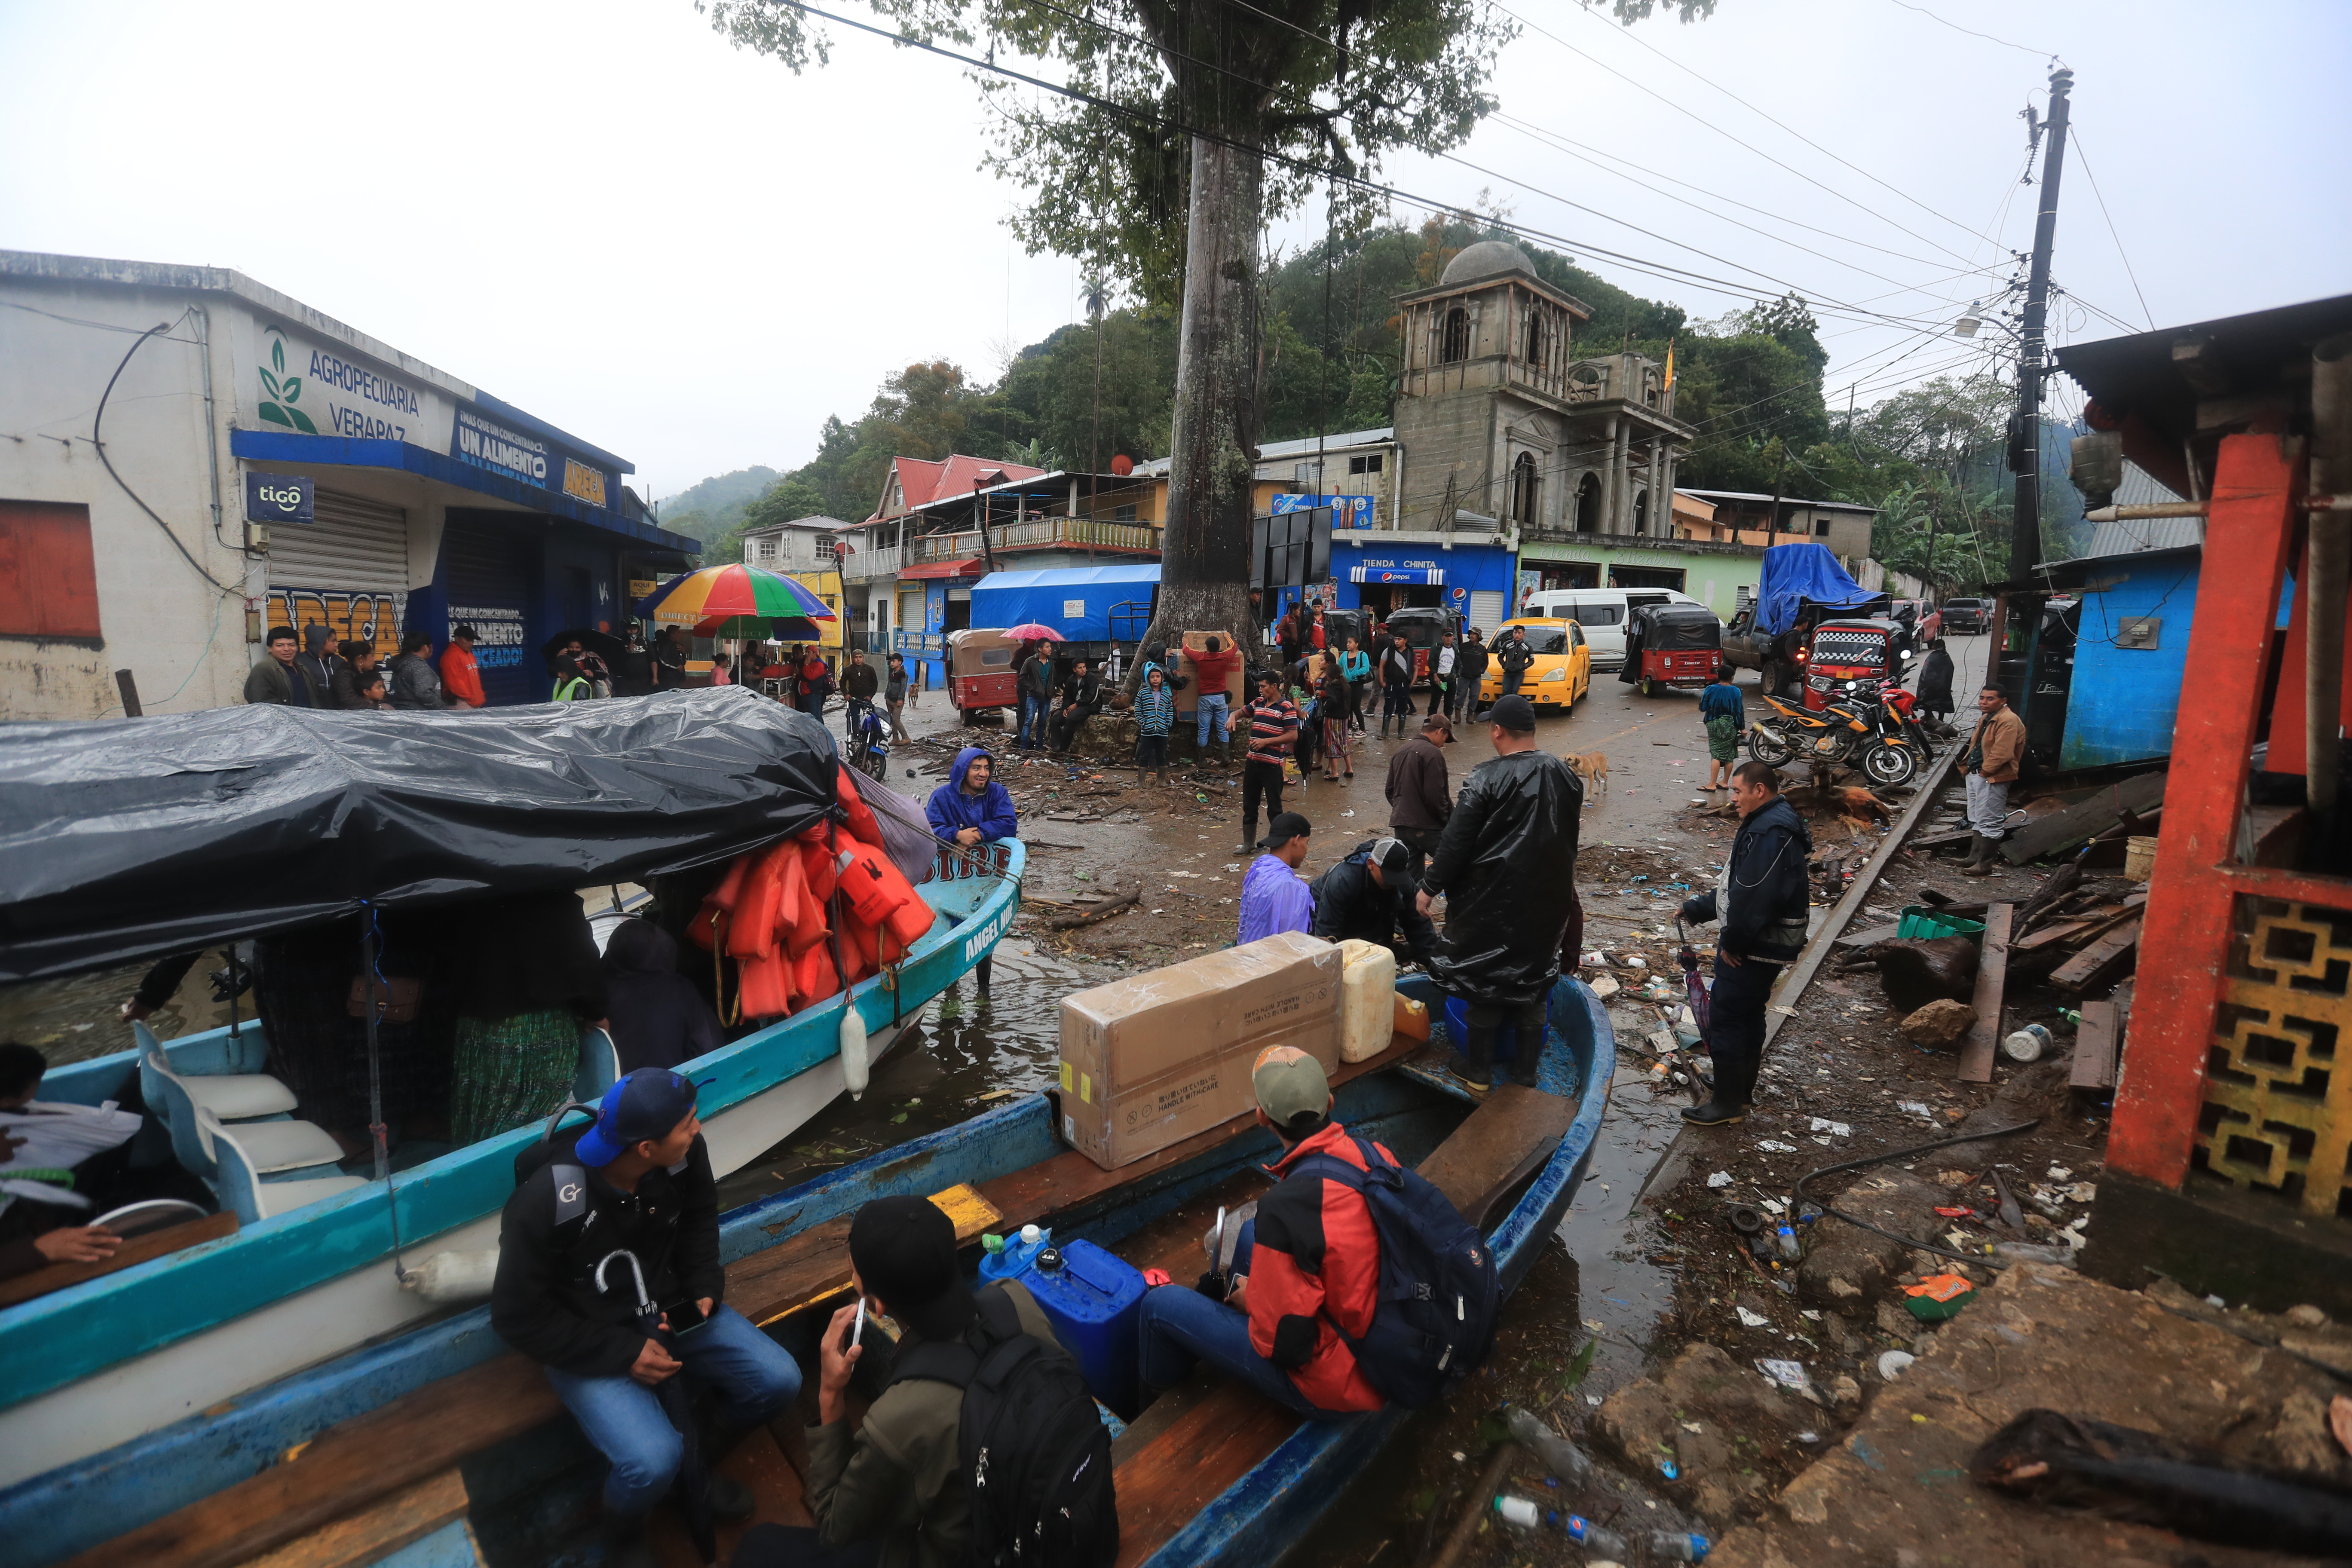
[1133,1046,1392,1417]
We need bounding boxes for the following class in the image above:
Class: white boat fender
[399,1247,501,1304]
[840,1007,870,1100]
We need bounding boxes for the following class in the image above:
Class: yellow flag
[1664,339,1676,389]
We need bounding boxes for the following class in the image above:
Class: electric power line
[2063,130,2155,330]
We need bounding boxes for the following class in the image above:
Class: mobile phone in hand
[665,1296,710,1335]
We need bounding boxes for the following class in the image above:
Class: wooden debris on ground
[1956,903,2015,1083]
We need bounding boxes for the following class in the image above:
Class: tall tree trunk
[1132,130,1263,688]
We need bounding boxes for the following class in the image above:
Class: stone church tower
[1391,240,1694,540]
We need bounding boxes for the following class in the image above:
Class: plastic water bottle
[1556,1515,1709,1561]
[1774,1222,1802,1260]
[1505,1408,1597,1487]
[1558,1515,1630,1558]
[978,1223,1050,1282]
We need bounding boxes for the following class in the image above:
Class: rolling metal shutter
[441,527,538,707]
[263,487,410,652]
[1469,589,1507,634]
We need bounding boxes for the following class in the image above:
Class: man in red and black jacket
[1135,1046,1387,1418]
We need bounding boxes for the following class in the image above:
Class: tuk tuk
[1622,603,1723,698]
[948,627,1022,723]
[1802,618,1906,711]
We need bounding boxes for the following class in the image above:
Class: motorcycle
[1745,677,1924,787]
[848,702,893,783]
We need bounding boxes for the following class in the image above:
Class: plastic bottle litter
[1494,1496,1541,1528]
[1774,1222,1802,1260]
[1557,1516,1710,1562]
[2001,1023,2055,1063]
[1506,1407,1598,1486]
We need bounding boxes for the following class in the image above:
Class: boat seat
[139,1049,299,1182]
[199,1109,367,1224]
[572,1026,622,1103]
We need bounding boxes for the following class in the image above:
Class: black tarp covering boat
[0,689,839,981]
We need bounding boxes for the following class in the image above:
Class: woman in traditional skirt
[444,891,608,1145]
[1319,663,1355,781]
[1700,664,1746,792]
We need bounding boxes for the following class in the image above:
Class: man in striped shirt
[1238,669,1302,855]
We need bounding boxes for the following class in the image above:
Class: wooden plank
[1997,769,2167,864]
[241,1469,469,1568]
[2010,917,2101,953]
[737,1182,1000,1328]
[1108,1374,1296,1568]
[1834,922,1902,949]
[651,1422,813,1568]
[0,1210,237,1309]
[1956,903,2014,1083]
[1415,1084,1576,1230]
[2070,1000,2119,1089]
[2052,917,2141,995]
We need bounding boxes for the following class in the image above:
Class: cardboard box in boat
[1058,931,1342,1170]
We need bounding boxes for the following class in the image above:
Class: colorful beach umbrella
[636,564,835,626]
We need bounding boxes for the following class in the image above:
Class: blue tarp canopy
[1755,543,1880,637]
[969,564,1160,643]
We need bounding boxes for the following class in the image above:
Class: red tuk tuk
[948,628,1021,724]
[1801,619,1901,712]
[1623,603,1723,698]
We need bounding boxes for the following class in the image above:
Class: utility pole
[2012,66,2074,583]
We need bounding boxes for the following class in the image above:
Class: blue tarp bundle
[969,564,1160,643]
[1755,543,1879,637]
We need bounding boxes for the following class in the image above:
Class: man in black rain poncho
[1414,695,1582,1091]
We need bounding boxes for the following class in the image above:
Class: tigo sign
[245,472,314,524]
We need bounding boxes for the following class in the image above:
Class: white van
[1522,588,1714,671]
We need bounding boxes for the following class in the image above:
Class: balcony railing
[860,517,1164,577]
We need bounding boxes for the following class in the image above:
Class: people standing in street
[1338,635,1371,733]
[885,652,909,737]
[1310,838,1439,965]
[1676,762,1811,1125]
[1494,625,1534,699]
[1287,660,1322,782]
[553,656,595,701]
[840,647,879,741]
[1700,665,1745,792]
[350,669,390,709]
[295,624,345,701]
[1135,662,1176,785]
[925,747,1017,848]
[493,1069,799,1568]
[653,628,687,692]
[1915,637,1955,729]
[1239,811,1314,943]
[1318,660,1354,781]
[1426,631,1456,717]
[1237,670,1302,855]
[442,625,490,707]
[386,631,449,710]
[1190,634,1242,767]
[1016,641,1053,750]
[328,640,380,710]
[1048,658,1102,753]
[1415,695,1582,1092]
[1376,634,1416,739]
[1452,628,1487,723]
[609,630,652,698]
[797,647,833,715]
[1384,714,1454,879]
[244,625,315,706]
[1960,685,2026,876]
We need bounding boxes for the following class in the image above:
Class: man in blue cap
[492,1069,801,1568]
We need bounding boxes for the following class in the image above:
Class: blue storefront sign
[1273,493,1375,530]
[244,472,314,525]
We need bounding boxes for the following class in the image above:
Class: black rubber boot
[1507,1043,1542,1088]
[1961,832,1996,877]
[597,1511,659,1568]
[1452,1025,1495,1094]
[1682,1046,1758,1124]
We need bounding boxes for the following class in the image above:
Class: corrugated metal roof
[2082,462,2197,558]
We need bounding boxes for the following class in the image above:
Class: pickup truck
[1721,610,1813,697]
[1941,597,1991,634]
[1721,542,1891,695]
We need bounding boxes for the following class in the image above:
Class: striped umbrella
[636,564,836,626]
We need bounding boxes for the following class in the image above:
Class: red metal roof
[867,453,1048,522]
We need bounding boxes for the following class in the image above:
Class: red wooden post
[2106,434,2302,1185]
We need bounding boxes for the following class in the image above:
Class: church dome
[1440,239,1536,287]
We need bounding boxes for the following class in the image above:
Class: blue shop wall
[2058,556,2198,770]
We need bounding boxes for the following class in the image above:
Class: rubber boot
[1451,1024,1495,1094]
[1682,1047,1755,1125]
[1157,764,1170,787]
[1507,1038,1542,1088]
[693,1412,760,1520]
[1239,817,1257,856]
[1961,832,1995,877]
[597,1512,660,1568]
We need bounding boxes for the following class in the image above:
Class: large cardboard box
[1057,931,1342,1169]
[1173,628,1248,722]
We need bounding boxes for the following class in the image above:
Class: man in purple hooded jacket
[1238,812,1314,944]
[925,746,1018,848]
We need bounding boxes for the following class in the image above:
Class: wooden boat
[0,689,1020,1492]
[9,970,1611,1568]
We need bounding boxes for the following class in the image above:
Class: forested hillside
[673,216,2069,587]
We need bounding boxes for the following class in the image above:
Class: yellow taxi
[1479,617,1592,711]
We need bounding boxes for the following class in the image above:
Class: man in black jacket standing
[1452,629,1488,722]
[1677,761,1813,1126]
[1383,714,1453,879]
[493,1069,801,1568]
[1494,625,1535,698]
[1415,695,1581,1091]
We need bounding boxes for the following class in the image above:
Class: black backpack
[889,1283,1119,1568]
[1290,1138,1500,1409]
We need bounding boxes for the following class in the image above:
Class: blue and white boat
[0,689,1019,1492]
[4,970,1609,1568]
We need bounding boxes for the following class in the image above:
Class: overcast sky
[3,0,2345,502]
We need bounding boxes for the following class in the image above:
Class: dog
[1565,750,1610,794]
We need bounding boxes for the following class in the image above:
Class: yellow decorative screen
[2199,897,2352,1215]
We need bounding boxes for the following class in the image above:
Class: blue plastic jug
[1441,995,1520,1062]
[1018,1238,1148,1417]
[978,1224,1051,1283]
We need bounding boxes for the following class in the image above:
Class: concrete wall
[1518,540,1761,619]
[2059,556,2195,769]
[0,276,253,717]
